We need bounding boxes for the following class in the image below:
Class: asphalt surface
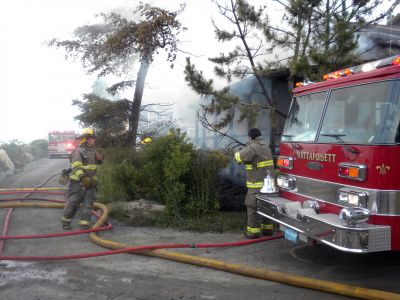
[0,158,400,300]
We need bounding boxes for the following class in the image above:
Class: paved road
[0,158,399,300]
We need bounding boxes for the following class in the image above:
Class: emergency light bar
[322,55,400,81]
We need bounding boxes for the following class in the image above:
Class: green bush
[143,129,230,219]
[143,129,195,218]
[0,139,48,170]
[97,147,151,204]
[96,129,230,220]
[98,147,138,165]
[29,139,48,159]
[185,150,230,217]
[1,141,31,169]
[97,162,135,204]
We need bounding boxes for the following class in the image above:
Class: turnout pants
[62,180,96,223]
[245,188,263,228]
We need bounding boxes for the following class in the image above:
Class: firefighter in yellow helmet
[234,128,274,239]
[61,128,103,230]
[140,137,152,145]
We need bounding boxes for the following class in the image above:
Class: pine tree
[49,4,185,145]
[267,0,399,79]
[184,0,286,151]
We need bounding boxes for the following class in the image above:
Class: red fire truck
[48,131,79,158]
[257,56,400,253]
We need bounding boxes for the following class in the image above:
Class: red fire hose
[0,189,282,261]
[1,188,399,300]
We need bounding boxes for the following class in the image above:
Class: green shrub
[0,139,47,170]
[185,150,230,217]
[99,147,139,165]
[97,161,135,204]
[29,139,48,159]
[142,129,229,219]
[1,141,31,169]
[96,129,230,221]
[143,129,195,218]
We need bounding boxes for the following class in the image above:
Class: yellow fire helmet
[140,137,152,145]
[79,128,96,144]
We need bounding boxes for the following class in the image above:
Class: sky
[0,0,244,143]
[0,0,397,143]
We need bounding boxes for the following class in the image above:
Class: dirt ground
[1,158,400,300]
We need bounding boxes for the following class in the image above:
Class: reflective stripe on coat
[234,137,274,188]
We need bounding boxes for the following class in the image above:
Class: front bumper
[257,195,391,253]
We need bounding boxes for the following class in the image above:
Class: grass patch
[109,206,246,233]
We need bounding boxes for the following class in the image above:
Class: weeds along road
[0,158,399,300]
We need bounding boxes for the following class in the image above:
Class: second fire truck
[48,131,79,158]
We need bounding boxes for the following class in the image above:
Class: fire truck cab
[48,131,79,159]
[257,56,400,253]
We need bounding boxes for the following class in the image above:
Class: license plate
[284,227,298,243]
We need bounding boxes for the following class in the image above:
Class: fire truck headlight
[302,199,320,213]
[338,189,368,207]
[339,207,370,226]
[276,175,296,190]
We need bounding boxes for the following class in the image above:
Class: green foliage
[145,132,229,218]
[28,139,48,159]
[184,0,285,151]
[267,0,398,79]
[1,141,30,169]
[73,94,130,131]
[72,90,175,148]
[185,150,230,217]
[309,19,360,78]
[99,147,138,164]
[97,147,147,203]
[0,139,47,170]
[142,129,195,216]
[49,3,185,145]
[97,162,134,204]
[72,93,131,146]
[97,129,230,219]
[389,13,400,25]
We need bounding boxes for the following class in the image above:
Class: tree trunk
[324,0,331,54]
[292,14,303,71]
[128,59,150,145]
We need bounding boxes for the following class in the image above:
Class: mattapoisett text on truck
[257,56,400,253]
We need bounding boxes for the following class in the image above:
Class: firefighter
[61,128,103,230]
[140,137,152,145]
[234,128,275,239]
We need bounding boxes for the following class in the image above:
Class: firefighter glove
[80,176,92,189]
[62,168,72,176]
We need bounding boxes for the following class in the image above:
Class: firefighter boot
[261,223,274,236]
[62,217,72,230]
[244,226,261,239]
[79,220,92,230]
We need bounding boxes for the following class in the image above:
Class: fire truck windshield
[282,80,400,144]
